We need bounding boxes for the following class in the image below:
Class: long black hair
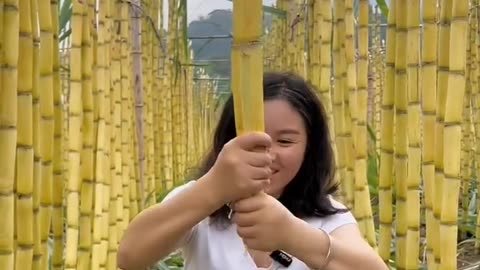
[194,71,346,226]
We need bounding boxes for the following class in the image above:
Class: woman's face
[263,99,307,198]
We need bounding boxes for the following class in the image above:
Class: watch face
[270,250,293,267]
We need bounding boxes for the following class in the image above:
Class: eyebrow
[277,129,301,135]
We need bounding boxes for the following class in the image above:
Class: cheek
[277,146,305,179]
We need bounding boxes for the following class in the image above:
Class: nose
[267,146,278,162]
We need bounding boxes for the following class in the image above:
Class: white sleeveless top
[162,181,357,270]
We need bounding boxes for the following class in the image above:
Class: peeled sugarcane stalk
[0,1,19,269]
[100,2,113,267]
[378,0,395,263]
[130,0,144,215]
[152,0,162,194]
[460,78,472,241]
[15,0,33,269]
[338,0,355,217]
[459,14,474,241]
[77,0,94,267]
[421,0,438,267]
[118,0,129,235]
[286,0,296,71]
[344,0,357,211]
[393,0,408,268]
[433,0,452,267]
[64,1,84,269]
[178,1,188,184]
[106,3,122,269]
[168,0,182,186]
[304,1,321,82]
[344,2,358,212]
[318,0,336,196]
[373,7,383,155]
[91,2,108,270]
[471,0,480,254]
[38,0,55,267]
[439,0,468,269]
[231,0,264,134]
[30,0,42,268]
[162,0,175,190]
[50,0,64,268]
[122,0,135,227]
[332,0,351,210]
[140,0,153,208]
[356,0,376,249]
[185,50,196,175]
[405,0,421,268]
[462,1,477,244]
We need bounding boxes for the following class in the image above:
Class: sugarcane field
[2,0,480,269]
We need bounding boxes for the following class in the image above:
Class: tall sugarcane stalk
[439,0,468,268]
[50,0,64,268]
[421,0,438,267]
[405,0,421,268]
[15,0,33,269]
[30,0,42,268]
[394,0,408,267]
[77,0,94,268]
[38,0,55,266]
[356,0,376,249]
[378,0,396,263]
[64,1,84,269]
[0,1,19,269]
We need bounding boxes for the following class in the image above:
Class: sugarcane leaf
[59,0,72,39]
[375,0,389,18]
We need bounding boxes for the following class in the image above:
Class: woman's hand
[231,191,297,252]
[206,132,273,204]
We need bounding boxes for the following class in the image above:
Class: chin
[265,186,282,199]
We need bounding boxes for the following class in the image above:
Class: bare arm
[117,175,224,270]
[285,219,388,270]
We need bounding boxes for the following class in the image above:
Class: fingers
[236,224,257,239]
[243,151,273,167]
[235,132,272,151]
[232,212,257,227]
[233,192,266,213]
[249,166,272,180]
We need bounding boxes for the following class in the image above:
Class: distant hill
[187,9,273,92]
[187,8,387,92]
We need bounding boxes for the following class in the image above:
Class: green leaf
[59,0,72,41]
[375,0,389,18]
[367,152,379,196]
[59,28,72,42]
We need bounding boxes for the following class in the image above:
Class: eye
[277,139,294,145]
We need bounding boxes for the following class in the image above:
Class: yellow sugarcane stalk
[439,0,468,268]
[231,0,264,134]
[77,0,94,268]
[433,0,452,266]
[378,0,395,263]
[15,0,34,269]
[405,0,421,268]
[0,1,19,269]
[64,1,84,269]
[421,0,437,267]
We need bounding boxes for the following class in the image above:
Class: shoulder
[304,196,357,234]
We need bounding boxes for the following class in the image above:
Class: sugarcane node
[231,41,262,50]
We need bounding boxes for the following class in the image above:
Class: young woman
[117,72,388,270]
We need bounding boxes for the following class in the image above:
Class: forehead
[264,99,305,133]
